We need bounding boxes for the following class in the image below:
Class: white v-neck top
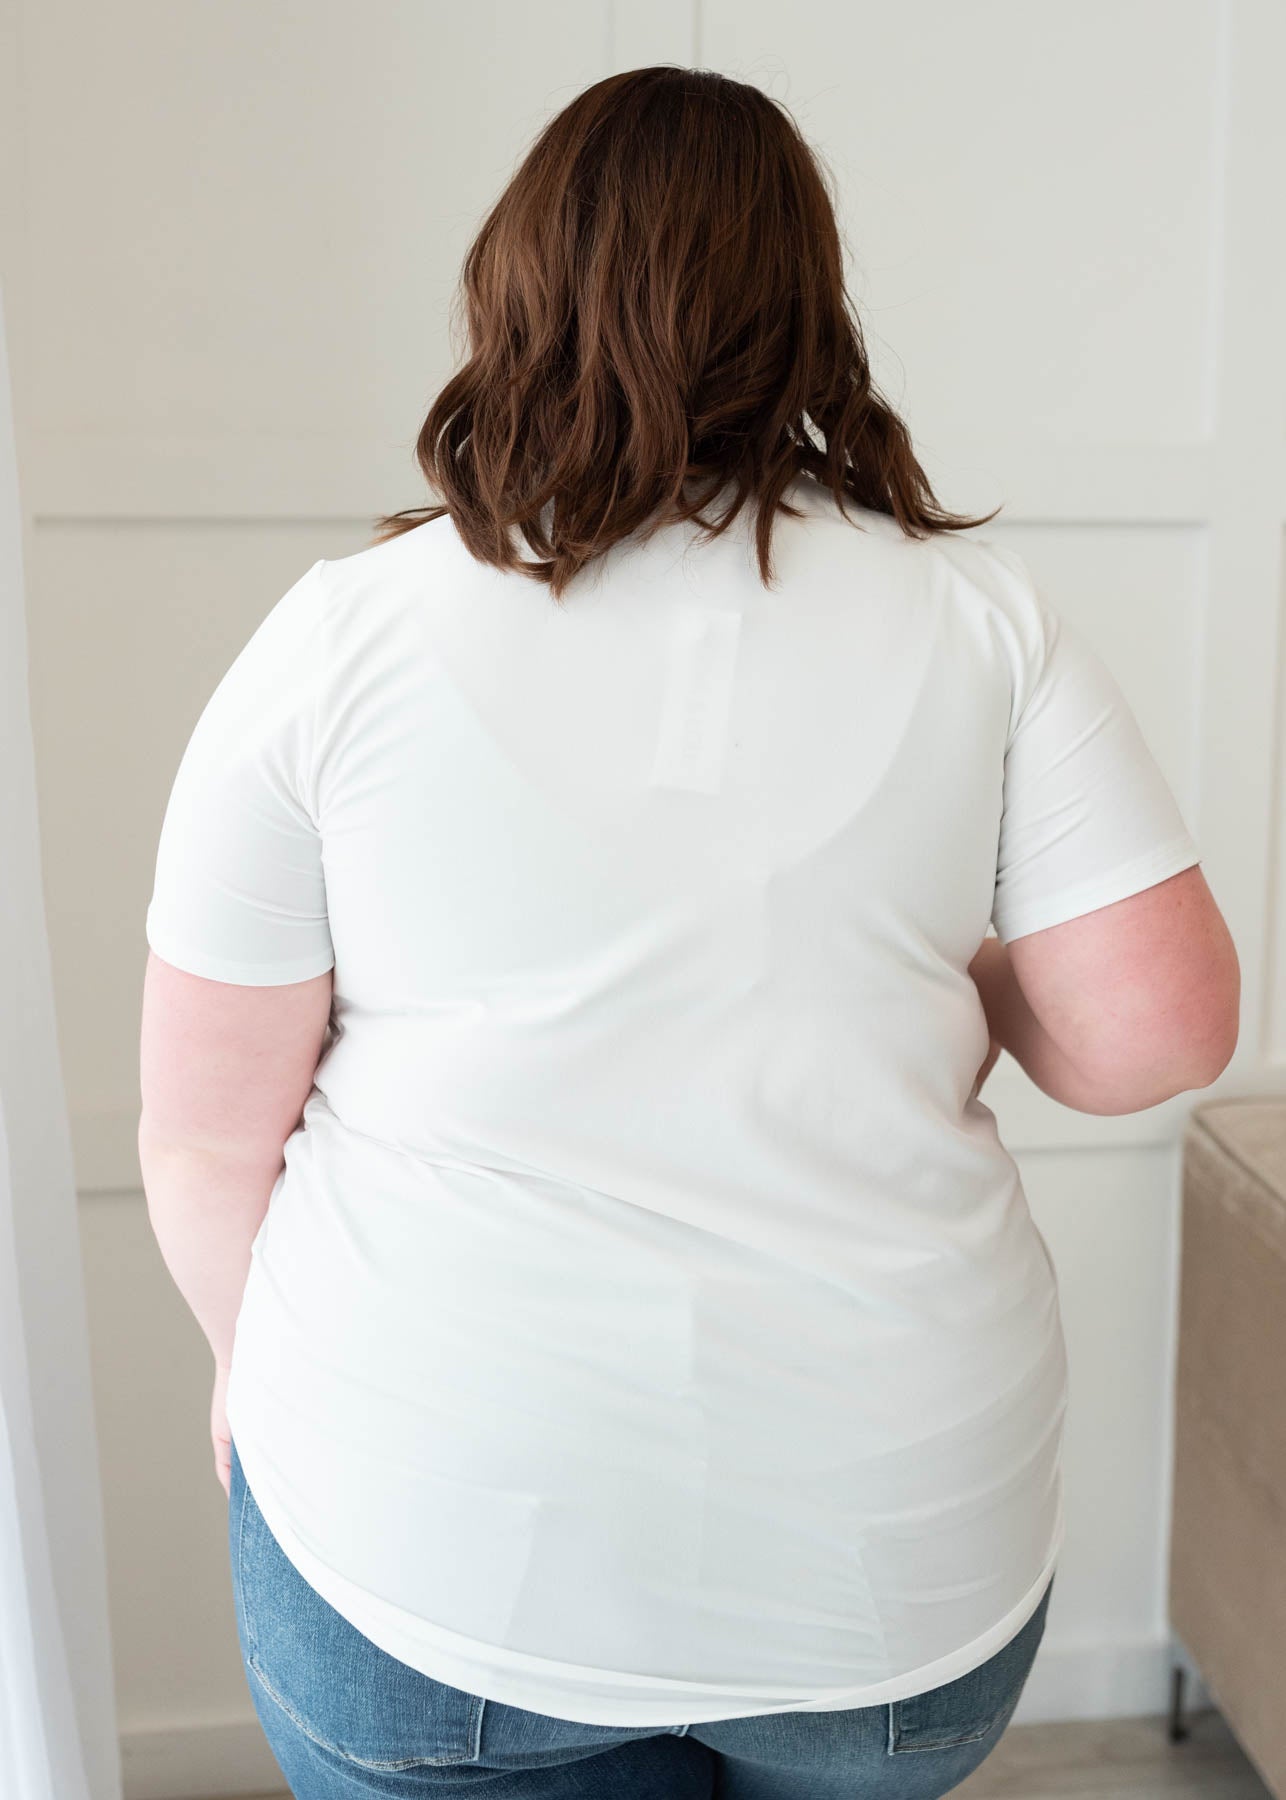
[146,477,1201,1725]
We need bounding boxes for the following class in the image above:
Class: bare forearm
[137,1129,281,1368]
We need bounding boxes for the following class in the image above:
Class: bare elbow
[1132,954,1241,1106]
[1180,933,1241,1090]
[1175,1005,1240,1093]
[1066,945,1241,1115]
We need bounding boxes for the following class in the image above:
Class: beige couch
[1170,1098,1286,1797]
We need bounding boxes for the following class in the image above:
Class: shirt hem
[228,1413,1065,1728]
[992,833,1202,945]
[145,911,335,986]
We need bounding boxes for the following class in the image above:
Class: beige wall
[6,1,1285,1793]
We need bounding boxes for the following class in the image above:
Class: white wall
[5,1,1285,1793]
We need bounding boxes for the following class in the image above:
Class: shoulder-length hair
[372,65,999,601]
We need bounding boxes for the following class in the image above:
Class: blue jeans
[229,1435,1053,1799]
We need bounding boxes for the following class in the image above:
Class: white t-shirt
[146,475,1202,1726]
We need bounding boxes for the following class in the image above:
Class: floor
[227,1707,1273,1800]
[955,1707,1272,1798]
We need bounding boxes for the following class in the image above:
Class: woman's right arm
[969,864,1240,1116]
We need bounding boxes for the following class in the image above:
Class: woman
[138,65,1239,1800]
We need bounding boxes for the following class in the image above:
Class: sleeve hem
[146,919,335,987]
[992,833,1203,945]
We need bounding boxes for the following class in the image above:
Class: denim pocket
[886,1574,1053,1755]
[231,1438,486,1771]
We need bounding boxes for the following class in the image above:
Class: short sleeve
[145,559,336,985]
[991,587,1203,945]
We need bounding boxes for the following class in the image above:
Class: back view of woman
[139,66,1239,1800]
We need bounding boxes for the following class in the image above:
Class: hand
[210,1360,232,1498]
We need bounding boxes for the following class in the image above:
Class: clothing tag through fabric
[647,606,743,794]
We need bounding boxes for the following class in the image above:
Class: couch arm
[1170,1097,1286,1797]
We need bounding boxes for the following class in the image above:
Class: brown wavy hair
[371,65,999,602]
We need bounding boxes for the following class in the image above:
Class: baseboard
[119,1714,283,1800]
[117,1642,1220,1799]
[1013,1634,1214,1723]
